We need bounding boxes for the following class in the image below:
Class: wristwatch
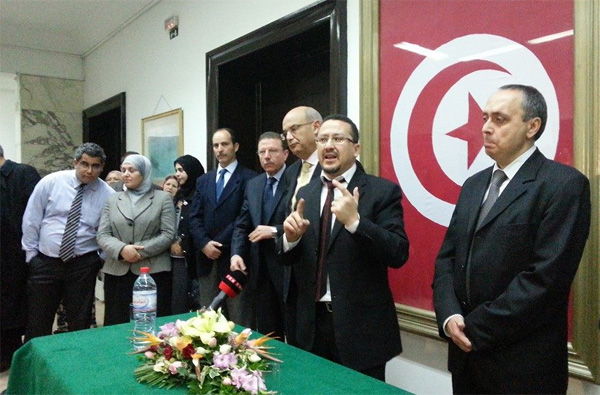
[271,227,278,238]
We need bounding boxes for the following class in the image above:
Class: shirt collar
[267,164,286,182]
[72,170,99,191]
[492,145,536,181]
[321,162,357,185]
[304,151,318,167]
[219,160,238,175]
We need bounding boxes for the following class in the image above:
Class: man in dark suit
[231,132,289,338]
[0,145,40,371]
[433,85,591,394]
[279,106,323,345]
[281,115,409,381]
[189,128,257,326]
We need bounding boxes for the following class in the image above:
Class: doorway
[82,92,126,179]
[206,0,346,172]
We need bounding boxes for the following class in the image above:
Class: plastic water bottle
[132,267,157,351]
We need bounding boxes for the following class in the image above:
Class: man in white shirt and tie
[22,142,114,340]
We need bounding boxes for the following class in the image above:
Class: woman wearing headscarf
[97,155,176,325]
[171,155,205,313]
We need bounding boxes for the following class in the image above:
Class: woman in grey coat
[97,154,176,325]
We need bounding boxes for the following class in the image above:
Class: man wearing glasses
[281,115,410,381]
[22,142,114,340]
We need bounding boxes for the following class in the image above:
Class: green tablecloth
[7,313,411,394]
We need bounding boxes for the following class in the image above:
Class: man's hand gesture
[283,198,310,243]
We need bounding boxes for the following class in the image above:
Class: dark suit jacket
[281,164,409,371]
[279,159,321,300]
[433,149,591,393]
[0,160,40,329]
[189,163,257,278]
[231,169,289,291]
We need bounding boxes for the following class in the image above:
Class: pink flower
[144,351,156,359]
[230,367,265,394]
[158,322,180,338]
[213,352,238,369]
[168,361,183,375]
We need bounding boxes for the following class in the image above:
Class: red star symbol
[446,93,484,168]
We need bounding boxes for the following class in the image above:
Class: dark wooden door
[83,93,126,179]
[207,0,346,172]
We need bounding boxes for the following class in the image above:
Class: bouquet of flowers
[132,308,281,394]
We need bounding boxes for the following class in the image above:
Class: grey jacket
[97,189,176,276]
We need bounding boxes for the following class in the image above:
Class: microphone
[208,270,248,311]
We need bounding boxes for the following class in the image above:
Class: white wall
[0,72,21,161]
[84,0,323,168]
[1,46,83,80]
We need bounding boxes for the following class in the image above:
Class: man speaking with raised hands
[279,114,409,381]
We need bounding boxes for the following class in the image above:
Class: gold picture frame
[141,109,184,184]
[360,0,600,383]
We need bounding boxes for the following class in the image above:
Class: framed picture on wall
[141,109,184,184]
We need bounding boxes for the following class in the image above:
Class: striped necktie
[59,184,85,262]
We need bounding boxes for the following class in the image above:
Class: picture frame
[141,109,184,184]
[360,0,599,383]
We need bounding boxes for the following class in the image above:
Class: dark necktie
[476,170,507,227]
[216,168,227,202]
[262,176,276,224]
[315,178,336,301]
[59,184,85,262]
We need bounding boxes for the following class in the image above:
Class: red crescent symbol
[407,60,508,203]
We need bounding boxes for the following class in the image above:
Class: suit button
[461,301,467,306]
[128,222,133,226]
[461,265,465,270]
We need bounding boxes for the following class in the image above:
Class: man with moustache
[22,142,114,340]
[433,85,590,393]
[189,128,256,326]
[281,115,409,381]
[230,132,289,337]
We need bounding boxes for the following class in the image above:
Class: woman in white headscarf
[97,155,176,325]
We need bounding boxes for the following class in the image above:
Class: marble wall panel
[19,75,83,176]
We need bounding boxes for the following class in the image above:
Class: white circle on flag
[390,34,559,226]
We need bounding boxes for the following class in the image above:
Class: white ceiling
[1,0,162,57]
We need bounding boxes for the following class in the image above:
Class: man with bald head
[279,106,323,344]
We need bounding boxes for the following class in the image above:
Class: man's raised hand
[283,198,310,243]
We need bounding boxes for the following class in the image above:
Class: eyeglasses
[77,161,103,171]
[280,121,313,139]
[315,136,355,146]
[257,149,283,157]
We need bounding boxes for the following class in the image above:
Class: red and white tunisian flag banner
[380,1,574,311]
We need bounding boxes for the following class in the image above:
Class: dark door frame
[82,92,126,176]
[206,0,346,169]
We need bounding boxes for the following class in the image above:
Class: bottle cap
[140,267,150,273]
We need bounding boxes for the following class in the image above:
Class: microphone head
[218,270,247,298]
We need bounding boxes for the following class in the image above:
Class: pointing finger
[353,187,360,202]
[296,198,305,218]
[331,179,352,196]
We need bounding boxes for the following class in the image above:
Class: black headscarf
[174,155,205,201]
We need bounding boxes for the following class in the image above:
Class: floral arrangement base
[132,308,281,394]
